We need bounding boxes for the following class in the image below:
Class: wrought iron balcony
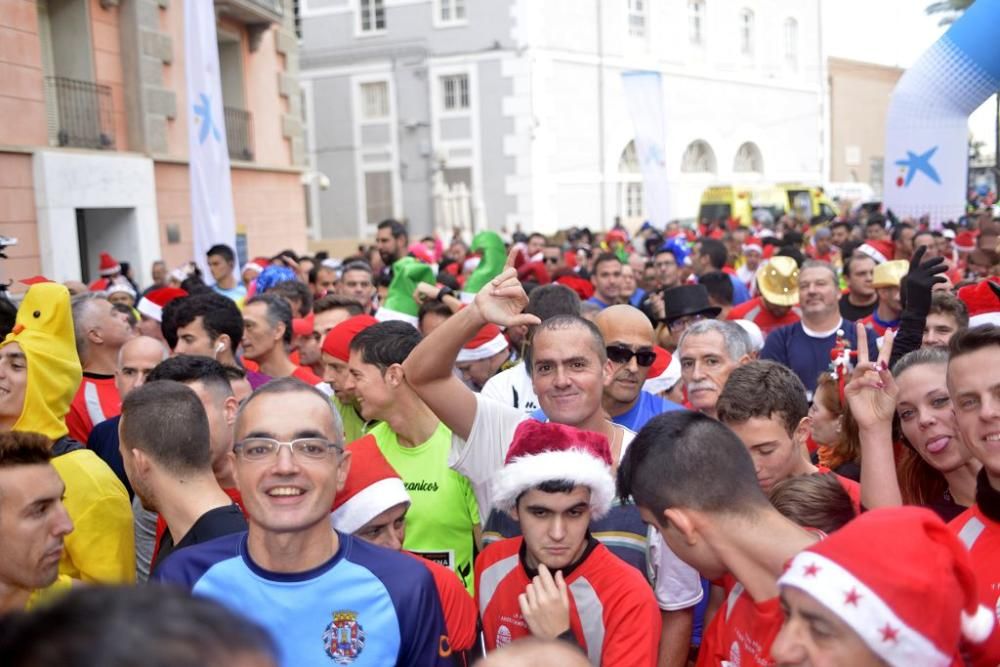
[224,106,255,161]
[45,77,115,150]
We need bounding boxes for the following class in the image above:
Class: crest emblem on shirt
[323,611,366,664]
[496,624,512,648]
[722,640,741,667]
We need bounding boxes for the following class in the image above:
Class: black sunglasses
[543,256,560,264]
[606,344,656,367]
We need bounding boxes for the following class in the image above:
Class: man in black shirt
[839,254,878,321]
[119,381,246,573]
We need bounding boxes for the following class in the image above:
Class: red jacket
[476,536,661,666]
[697,574,783,667]
[950,505,1000,666]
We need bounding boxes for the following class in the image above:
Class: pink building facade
[0,0,306,290]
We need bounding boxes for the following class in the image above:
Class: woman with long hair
[892,347,981,520]
[809,373,861,481]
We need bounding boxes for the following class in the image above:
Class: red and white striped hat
[137,287,188,322]
[856,240,894,265]
[779,507,994,667]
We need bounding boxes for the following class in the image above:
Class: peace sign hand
[843,323,899,430]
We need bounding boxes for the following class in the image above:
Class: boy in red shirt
[617,411,818,666]
[946,324,1000,666]
[476,420,660,666]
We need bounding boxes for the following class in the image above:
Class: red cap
[321,314,378,362]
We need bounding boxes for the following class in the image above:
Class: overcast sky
[821,0,996,151]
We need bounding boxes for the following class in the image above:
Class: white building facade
[299,0,824,239]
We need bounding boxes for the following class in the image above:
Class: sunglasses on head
[605,344,657,367]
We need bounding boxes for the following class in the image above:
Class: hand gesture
[843,323,899,430]
[648,290,666,321]
[518,565,571,640]
[473,248,541,328]
[413,282,440,304]
[903,245,947,315]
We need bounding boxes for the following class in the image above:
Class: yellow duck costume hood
[1,283,82,440]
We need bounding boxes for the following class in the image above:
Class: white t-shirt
[479,363,538,415]
[450,393,703,610]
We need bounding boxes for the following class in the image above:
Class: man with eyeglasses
[595,305,684,432]
[119,381,246,575]
[154,377,454,666]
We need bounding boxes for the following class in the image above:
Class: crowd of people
[0,208,999,666]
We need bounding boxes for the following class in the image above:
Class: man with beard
[594,305,684,431]
[376,219,409,281]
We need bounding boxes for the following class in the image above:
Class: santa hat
[330,435,411,534]
[98,252,121,276]
[137,287,188,322]
[408,242,435,265]
[322,314,378,363]
[732,319,765,352]
[88,277,110,292]
[241,257,269,277]
[20,275,52,286]
[856,240,894,265]
[491,421,615,519]
[456,323,509,363]
[642,346,682,395]
[955,231,976,254]
[779,507,994,667]
[958,279,1000,328]
[292,312,315,338]
[106,282,136,298]
[742,238,763,255]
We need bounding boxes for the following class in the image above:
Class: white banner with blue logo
[882,0,1000,224]
[185,0,237,277]
[621,71,669,227]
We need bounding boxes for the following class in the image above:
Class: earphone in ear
[215,343,225,354]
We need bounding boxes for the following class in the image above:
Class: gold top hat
[872,259,909,288]
[757,256,800,307]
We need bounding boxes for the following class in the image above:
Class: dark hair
[236,377,341,439]
[829,221,851,235]
[843,253,875,279]
[768,474,856,534]
[697,238,728,270]
[949,323,1000,361]
[717,361,809,436]
[120,381,212,474]
[529,315,606,375]
[206,244,236,265]
[698,271,734,306]
[167,294,243,353]
[891,222,914,242]
[221,364,247,383]
[147,355,234,399]
[313,294,364,317]
[342,260,373,277]
[0,585,277,667]
[350,321,421,371]
[928,291,969,330]
[591,252,622,273]
[0,297,17,340]
[515,479,575,508]
[775,246,805,267]
[377,219,408,242]
[417,299,452,329]
[112,302,138,327]
[617,411,769,521]
[265,280,313,318]
[524,283,581,321]
[245,294,293,345]
[0,431,52,468]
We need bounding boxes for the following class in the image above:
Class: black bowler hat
[662,284,722,324]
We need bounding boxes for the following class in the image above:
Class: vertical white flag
[621,71,669,227]
[185,0,237,277]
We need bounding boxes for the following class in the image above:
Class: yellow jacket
[2,284,135,583]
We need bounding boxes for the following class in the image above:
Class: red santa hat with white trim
[98,252,121,276]
[742,238,763,256]
[456,323,509,363]
[779,506,994,667]
[330,435,410,534]
[856,239,894,265]
[137,287,188,322]
[957,279,1000,329]
[491,420,615,519]
[642,346,681,395]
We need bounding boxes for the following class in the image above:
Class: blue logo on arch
[895,146,941,187]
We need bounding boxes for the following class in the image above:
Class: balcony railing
[224,106,255,161]
[45,76,115,150]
